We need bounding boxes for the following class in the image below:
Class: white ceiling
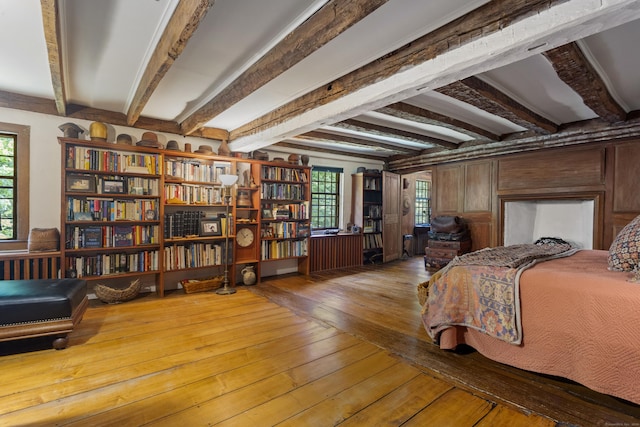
[2,0,640,161]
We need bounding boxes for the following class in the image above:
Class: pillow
[608,215,640,271]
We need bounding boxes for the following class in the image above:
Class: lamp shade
[219,174,238,186]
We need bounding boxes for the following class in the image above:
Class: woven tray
[95,279,141,304]
[181,276,223,294]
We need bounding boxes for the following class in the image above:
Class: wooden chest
[424,238,472,269]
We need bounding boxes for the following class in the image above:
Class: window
[0,123,29,250]
[311,167,342,229]
[0,133,16,240]
[415,179,431,225]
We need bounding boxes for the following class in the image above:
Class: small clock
[236,227,255,247]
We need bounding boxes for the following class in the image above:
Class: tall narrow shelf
[259,163,311,276]
[234,161,261,284]
[351,172,383,263]
[162,153,236,289]
[60,138,163,294]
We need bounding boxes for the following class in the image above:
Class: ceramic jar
[241,265,257,285]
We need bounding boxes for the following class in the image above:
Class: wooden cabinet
[60,138,163,294]
[351,171,401,263]
[258,163,311,277]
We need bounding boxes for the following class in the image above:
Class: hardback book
[114,225,133,247]
[83,226,103,248]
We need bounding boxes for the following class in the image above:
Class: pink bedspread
[435,250,640,405]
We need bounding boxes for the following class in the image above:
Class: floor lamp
[216,173,238,295]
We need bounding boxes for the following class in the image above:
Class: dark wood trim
[40,0,66,116]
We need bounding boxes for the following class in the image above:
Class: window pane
[311,170,340,230]
[415,179,431,225]
[0,134,16,240]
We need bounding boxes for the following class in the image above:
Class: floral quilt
[422,243,577,345]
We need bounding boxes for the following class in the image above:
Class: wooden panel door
[383,171,401,262]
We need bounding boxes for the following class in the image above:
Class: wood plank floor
[0,256,638,426]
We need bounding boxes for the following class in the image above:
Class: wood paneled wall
[429,139,640,250]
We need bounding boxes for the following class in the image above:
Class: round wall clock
[236,227,255,247]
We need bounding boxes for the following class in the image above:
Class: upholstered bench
[0,278,88,350]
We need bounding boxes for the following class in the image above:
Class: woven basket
[95,279,141,304]
[417,281,429,306]
[181,276,224,294]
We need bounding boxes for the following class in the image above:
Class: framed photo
[102,179,127,194]
[66,174,95,193]
[200,219,222,236]
[262,209,273,219]
[261,226,274,238]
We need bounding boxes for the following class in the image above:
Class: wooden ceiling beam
[376,102,499,141]
[126,0,214,126]
[436,76,558,134]
[274,141,386,161]
[298,130,419,154]
[40,0,66,116]
[229,0,629,151]
[542,42,626,123]
[180,0,390,135]
[334,119,459,150]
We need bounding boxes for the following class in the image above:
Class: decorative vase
[241,265,257,286]
[301,154,309,166]
[218,139,232,157]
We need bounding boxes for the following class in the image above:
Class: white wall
[504,199,594,249]
[1,107,383,264]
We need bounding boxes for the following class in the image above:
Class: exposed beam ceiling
[2,0,640,169]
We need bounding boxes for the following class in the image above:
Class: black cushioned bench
[0,279,88,350]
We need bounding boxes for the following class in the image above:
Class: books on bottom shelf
[67,250,159,277]
[364,233,383,249]
[260,238,308,260]
[164,241,232,270]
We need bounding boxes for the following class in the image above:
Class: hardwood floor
[0,256,638,426]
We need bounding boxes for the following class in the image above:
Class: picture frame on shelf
[102,179,127,194]
[200,219,222,236]
[262,209,273,219]
[261,226,274,238]
[66,174,95,193]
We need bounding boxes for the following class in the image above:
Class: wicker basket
[180,276,224,294]
[417,281,429,306]
[95,279,142,304]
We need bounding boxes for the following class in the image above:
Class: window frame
[0,122,29,251]
[310,167,342,230]
[414,179,431,226]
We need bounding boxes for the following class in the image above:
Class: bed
[421,246,640,405]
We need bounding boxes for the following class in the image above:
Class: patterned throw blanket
[422,243,578,345]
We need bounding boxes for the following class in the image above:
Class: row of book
[164,183,223,205]
[67,197,158,222]
[260,238,308,260]
[164,159,231,182]
[262,222,310,239]
[66,225,159,249]
[66,146,160,174]
[163,211,233,238]
[364,176,381,190]
[363,233,383,249]
[366,204,382,219]
[164,242,231,271]
[363,218,382,233]
[261,166,308,182]
[262,202,309,220]
[66,250,159,277]
[261,183,306,200]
